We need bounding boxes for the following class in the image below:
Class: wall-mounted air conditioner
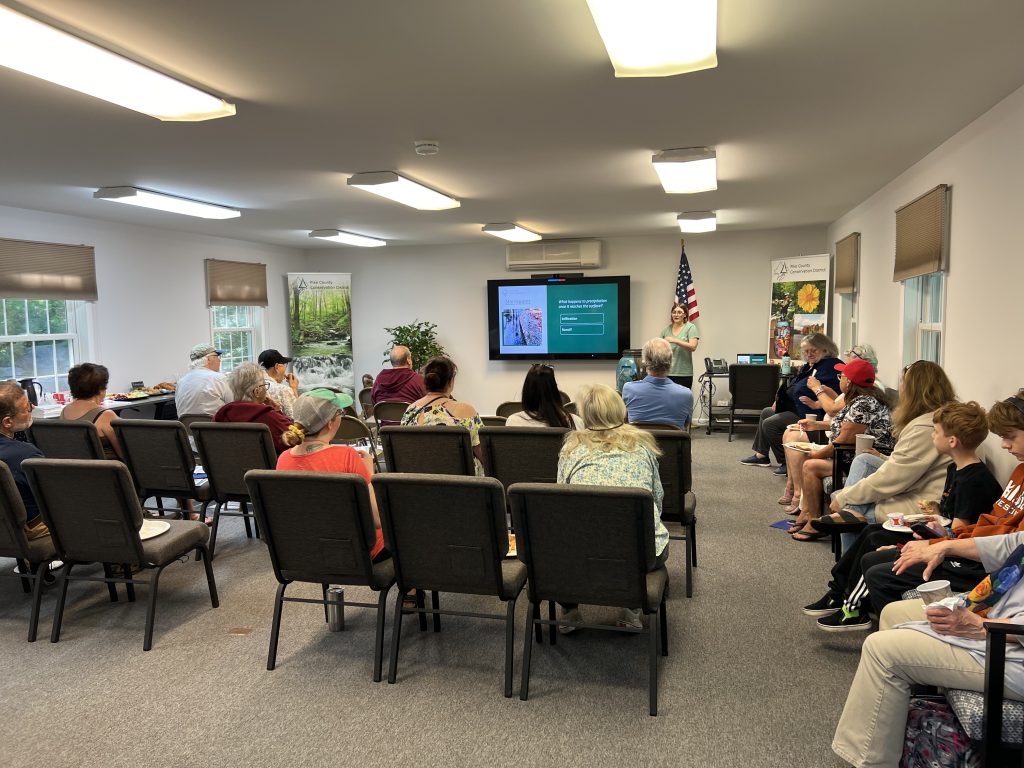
[505,239,602,272]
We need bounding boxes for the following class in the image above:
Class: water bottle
[781,354,791,375]
[326,586,345,631]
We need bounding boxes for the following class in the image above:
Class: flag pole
[680,237,685,249]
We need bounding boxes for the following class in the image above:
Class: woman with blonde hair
[556,384,669,631]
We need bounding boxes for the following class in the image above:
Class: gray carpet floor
[0,430,862,767]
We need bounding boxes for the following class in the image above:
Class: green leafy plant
[383,320,446,371]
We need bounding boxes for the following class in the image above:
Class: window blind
[894,184,950,282]
[834,232,859,294]
[0,237,98,300]
[206,259,268,306]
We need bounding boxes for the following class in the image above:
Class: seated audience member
[213,362,293,454]
[0,380,47,537]
[277,390,387,562]
[807,400,1004,631]
[621,337,693,430]
[661,302,699,389]
[60,363,123,460]
[556,384,669,631]
[401,356,485,475]
[859,390,1024,613]
[832,529,1024,767]
[361,373,374,390]
[505,364,583,429]
[788,359,894,541]
[740,332,842,472]
[175,343,232,418]
[258,349,299,419]
[372,345,425,404]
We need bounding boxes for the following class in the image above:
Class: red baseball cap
[835,358,876,387]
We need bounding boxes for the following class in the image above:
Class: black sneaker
[739,454,771,467]
[772,464,788,476]
[817,607,871,632]
[802,592,842,616]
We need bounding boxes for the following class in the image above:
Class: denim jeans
[839,453,886,553]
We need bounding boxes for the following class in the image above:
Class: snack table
[35,393,177,420]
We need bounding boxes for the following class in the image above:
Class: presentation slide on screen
[497,283,618,355]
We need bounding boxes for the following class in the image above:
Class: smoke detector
[414,140,439,156]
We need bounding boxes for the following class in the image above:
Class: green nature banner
[287,273,354,397]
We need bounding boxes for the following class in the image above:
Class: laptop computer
[736,353,768,364]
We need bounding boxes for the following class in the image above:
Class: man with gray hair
[371,344,425,404]
[621,338,693,429]
[174,342,233,417]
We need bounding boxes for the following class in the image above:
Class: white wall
[0,204,303,390]
[828,82,1024,405]
[305,226,826,414]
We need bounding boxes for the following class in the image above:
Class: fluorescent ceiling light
[677,211,717,233]
[0,6,235,121]
[482,223,542,243]
[309,229,386,248]
[93,187,240,219]
[347,172,460,211]
[652,147,717,193]
[586,0,718,77]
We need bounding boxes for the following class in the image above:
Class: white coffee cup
[917,580,953,606]
[805,414,818,422]
[855,434,876,454]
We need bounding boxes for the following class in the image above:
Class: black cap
[257,349,293,369]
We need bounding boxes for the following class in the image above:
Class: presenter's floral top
[401,398,485,476]
[828,394,895,454]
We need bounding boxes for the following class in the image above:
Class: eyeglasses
[845,349,862,360]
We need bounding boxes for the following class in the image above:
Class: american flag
[674,242,700,320]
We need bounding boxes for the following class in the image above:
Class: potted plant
[383,320,446,371]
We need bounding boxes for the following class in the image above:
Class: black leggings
[668,375,693,389]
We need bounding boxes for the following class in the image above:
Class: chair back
[372,400,409,431]
[379,425,475,475]
[357,387,374,420]
[728,364,781,410]
[646,430,693,524]
[179,414,212,428]
[0,462,31,559]
[479,415,507,427]
[564,402,577,416]
[244,470,381,586]
[111,419,198,497]
[28,420,105,460]
[23,458,145,565]
[632,421,682,432]
[495,401,522,419]
[332,414,374,446]
[478,426,567,489]
[509,483,657,611]
[373,473,508,596]
[190,422,277,501]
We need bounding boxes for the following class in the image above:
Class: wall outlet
[716,400,729,407]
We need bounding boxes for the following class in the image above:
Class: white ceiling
[2,0,1024,249]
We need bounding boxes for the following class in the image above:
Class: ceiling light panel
[586,0,718,77]
[347,172,460,211]
[652,147,717,193]
[677,211,717,233]
[309,229,386,248]
[482,223,542,242]
[0,6,235,121]
[93,187,240,219]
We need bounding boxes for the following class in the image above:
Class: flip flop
[810,509,868,532]
[791,529,829,542]
[787,520,809,534]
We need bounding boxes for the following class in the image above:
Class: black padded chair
[244,470,396,681]
[373,473,526,697]
[372,401,409,433]
[111,419,211,519]
[23,458,218,651]
[647,429,698,597]
[508,482,669,716]
[727,363,781,441]
[357,387,374,420]
[0,463,57,642]
[190,422,277,558]
[632,421,682,432]
[479,415,507,427]
[379,425,476,476]
[28,420,105,460]
[478,426,567,489]
[495,401,522,419]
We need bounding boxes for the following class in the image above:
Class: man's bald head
[390,346,413,368]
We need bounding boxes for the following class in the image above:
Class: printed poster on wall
[768,255,831,361]
[287,273,354,398]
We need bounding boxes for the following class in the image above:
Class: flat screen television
[487,275,630,361]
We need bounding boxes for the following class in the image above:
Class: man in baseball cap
[258,349,299,418]
[175,342,231,417]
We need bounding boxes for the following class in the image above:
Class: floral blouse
[401,398,485,476]
[828,394,895,454]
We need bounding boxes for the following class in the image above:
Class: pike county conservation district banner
[768,255,831,361]
[287,273,354,398]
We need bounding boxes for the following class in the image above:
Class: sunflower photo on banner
[768,255,831,360]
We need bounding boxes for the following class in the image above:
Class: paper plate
[140,519,171,540]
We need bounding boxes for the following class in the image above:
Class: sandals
[810,509,868,533]
[777,492,794,505]
[791,529,829,542]
[783,500,802,515]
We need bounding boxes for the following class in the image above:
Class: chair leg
[648,609,659,716]
[209,502,223,559]
[27,562,46,642]
[198,544,219,607]
[321,584,330,623]
[416,590,427,632]
[251,505,260,540]
[534,603,543,644]
[660,597,668,657]
[548,600,556,645]
[267,581,287,671]
[520,601,536,701]
[690,518,698,568]
[142,566,165,651]
[728,410,734,442]
[387,588,406,684]
[50,562,74,643]
[372,587,390,683]
[431,591,441,633]
[124,565,136,602]
[685,527,693,599]
[102,563,118,602]
[242,500,253,539]
[16,558,31,593]
[503,599,516,698]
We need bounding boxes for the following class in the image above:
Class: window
[839,293,857,353]
[211,305,262,372]
[901,272,944,367]
[0,299,80,394]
